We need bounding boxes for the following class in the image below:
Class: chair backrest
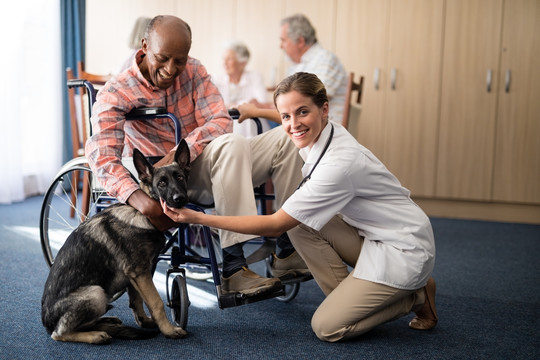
[342,72,364,130]
[66,67,84,158]
[75,61,112,148]
[77,61,112,85]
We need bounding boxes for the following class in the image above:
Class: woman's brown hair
[273,72,328,109]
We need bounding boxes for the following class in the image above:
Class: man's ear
[133,148,153,183]
[141,37,148,54]
[298,36,306,48]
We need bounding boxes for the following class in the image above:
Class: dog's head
[133,139,190,209]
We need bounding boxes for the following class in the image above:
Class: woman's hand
[160,199,200,224]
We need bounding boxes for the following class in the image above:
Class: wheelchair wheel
[170,275,190,329]
[40,161,109,267]
[275,281,300,302]
[184,224,220,281]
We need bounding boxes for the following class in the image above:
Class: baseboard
[413,197,540,225]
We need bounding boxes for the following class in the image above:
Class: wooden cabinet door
[436,0,503,200]
[337,0,443,197]
[335,0,389,158]
[492,0,540,204]
[382,0,444,196]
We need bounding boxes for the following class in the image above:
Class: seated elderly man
[85,15,308,296]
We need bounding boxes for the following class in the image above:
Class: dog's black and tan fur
[42,140,190,344]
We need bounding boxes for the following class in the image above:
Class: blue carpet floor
[1,195,539,359]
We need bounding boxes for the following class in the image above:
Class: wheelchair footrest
[217,286,286,309]
[280,273,313,285]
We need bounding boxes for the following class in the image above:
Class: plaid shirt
[85,51,232,203]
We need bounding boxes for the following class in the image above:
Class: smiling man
[86,15,306,296]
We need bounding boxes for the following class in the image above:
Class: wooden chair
[77,61,112,84]
[65,63,112,219]
[66,68,84,159]
[342,72,364,130]
[76,61,112,143]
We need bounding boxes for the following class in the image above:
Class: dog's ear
[174,139,190,169]
[133,148,153,183]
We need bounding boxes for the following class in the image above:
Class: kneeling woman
[162,72,438,342]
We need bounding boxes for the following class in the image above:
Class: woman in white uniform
[162,72,438,342]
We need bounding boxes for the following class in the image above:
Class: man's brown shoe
[270,251,311,280]
[409,277,438,330]
[221,267,281,296]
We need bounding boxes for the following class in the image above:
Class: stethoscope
[296,123,334,190]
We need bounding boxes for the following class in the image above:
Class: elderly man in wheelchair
[83,15,309,298]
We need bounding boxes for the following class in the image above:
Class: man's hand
[236,102,259,123]
[237,102,281,125]
[127,189,178,232]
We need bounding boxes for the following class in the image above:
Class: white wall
[86,0,338,94]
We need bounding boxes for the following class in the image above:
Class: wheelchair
[39,79,311,331]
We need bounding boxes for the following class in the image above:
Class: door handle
[486,69,492,93]
[505,69,511,93]
[391,68,397,90]
[374,67,380,90]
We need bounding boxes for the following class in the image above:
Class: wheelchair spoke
[41,165,96,266]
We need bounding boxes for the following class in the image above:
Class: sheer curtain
[0,0,62,204]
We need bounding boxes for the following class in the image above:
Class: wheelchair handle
[228,108,263,135]
[67,79,97,119]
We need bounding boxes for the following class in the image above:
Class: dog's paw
[136,315,158,329]
[164,326,187,339]
[51,330,112,345]
[89,331,113,344]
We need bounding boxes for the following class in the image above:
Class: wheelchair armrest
[125,107,181,145]
[126,107,168,119]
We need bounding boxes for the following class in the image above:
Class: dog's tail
[93,323,160,340]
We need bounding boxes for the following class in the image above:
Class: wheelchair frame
[40,79,311,331]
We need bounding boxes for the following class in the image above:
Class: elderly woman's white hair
[222,40,251,63]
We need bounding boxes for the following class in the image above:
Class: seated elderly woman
[212,41,273,138]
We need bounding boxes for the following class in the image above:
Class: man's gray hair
[222,40,250,63]
[145,15,192,41]
[128,17,152,49]
[281,14,317,46]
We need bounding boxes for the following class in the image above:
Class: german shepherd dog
[42,140,190,344]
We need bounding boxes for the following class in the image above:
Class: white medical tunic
[282,123,435,290]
